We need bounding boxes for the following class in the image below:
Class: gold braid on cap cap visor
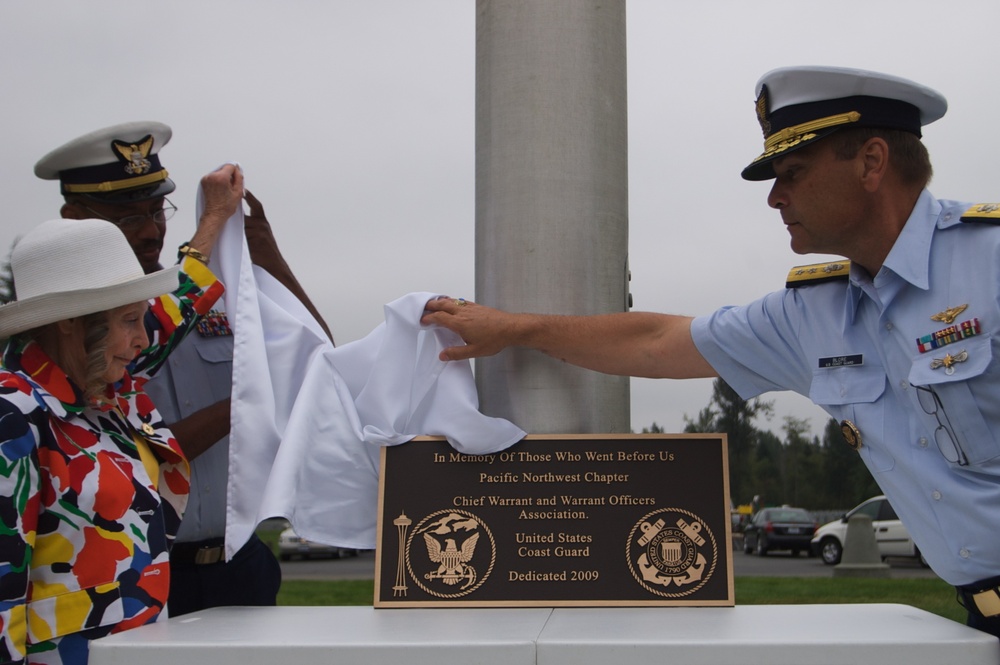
[63,169,170,194]
[752,111,862,163]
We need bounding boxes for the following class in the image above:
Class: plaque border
[374,433,733,608]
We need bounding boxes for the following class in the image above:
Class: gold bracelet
[178,244,210,264]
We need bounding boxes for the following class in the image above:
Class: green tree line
[645,378,879,513]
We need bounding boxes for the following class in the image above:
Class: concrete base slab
[88,604,1000,665]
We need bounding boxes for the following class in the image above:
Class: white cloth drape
[196,174,525,559]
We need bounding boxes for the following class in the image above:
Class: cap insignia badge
[755,85,771,138]
[111,134,155,176]
[931,304,968,325]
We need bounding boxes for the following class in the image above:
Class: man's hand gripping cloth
[198,173,525,560]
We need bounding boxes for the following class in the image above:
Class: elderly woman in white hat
[0,165,242,664]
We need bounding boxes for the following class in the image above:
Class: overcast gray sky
[2,0,998,439]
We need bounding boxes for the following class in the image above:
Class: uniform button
[899,380,909,390]
[918,437,929,449]
[886,322,894,331]
[931,490,942,501]
[960,548,970,559]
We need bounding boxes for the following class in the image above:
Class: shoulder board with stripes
[960,203,1000,224]
[785,260,851,288]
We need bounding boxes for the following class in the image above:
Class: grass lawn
[262,524,964,623]
[277,576,966,624]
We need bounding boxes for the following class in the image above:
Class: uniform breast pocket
[190,337,234,402]
[194,335,234,365]
[810,364,893,471]
[908,336,999,466]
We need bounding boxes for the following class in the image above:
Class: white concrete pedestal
[89,604,1000,665]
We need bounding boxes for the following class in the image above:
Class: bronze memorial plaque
[374,434,733,607]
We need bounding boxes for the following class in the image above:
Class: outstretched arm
[420,297,717,380]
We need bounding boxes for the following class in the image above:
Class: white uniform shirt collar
[880,188,939,290]
[845,189,939,324]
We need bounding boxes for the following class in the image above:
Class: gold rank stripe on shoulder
[960,203,1000,224]
[785,260,851,288]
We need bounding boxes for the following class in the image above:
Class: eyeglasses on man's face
[81,198,177,229]
[914,384,969,466]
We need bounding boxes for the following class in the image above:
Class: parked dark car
[743,506,818,556]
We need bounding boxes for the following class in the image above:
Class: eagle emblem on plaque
[424,531,480,587]
[626,508,718,598]
[401,509,496,599]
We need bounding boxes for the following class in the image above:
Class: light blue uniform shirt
[692,189,1000,586]
[145,315,234,543]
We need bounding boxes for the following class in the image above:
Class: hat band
[63,169,169,194]
[764,111,861,152]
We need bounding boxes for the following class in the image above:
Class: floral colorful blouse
[0,257,223,664]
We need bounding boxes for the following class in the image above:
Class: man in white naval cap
[34,121,332,617]
[423,65,1000,638]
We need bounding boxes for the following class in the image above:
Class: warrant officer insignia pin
[402,509,495,599]
[930,349,969,375]
[626,508,718,598]
[930,304,968,325]
[840,420,862,451]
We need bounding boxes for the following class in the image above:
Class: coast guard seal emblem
[404,509,496,599]
[626,507,718,598]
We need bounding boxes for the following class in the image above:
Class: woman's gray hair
[14,311,112,402]
[79,311,111,401]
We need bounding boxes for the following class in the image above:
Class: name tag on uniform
[818,354,863,368]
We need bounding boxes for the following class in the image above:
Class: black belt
[171,538,226,565]
[958,576,1000,618]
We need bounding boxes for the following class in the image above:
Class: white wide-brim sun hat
[0,218,180,338]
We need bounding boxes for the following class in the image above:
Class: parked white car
[277,527,357,561]
[810,495,925,566]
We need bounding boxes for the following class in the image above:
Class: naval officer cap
[34,121,175,202]
[741,66,948,181]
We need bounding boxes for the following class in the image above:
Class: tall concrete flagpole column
[475,0,630,434]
